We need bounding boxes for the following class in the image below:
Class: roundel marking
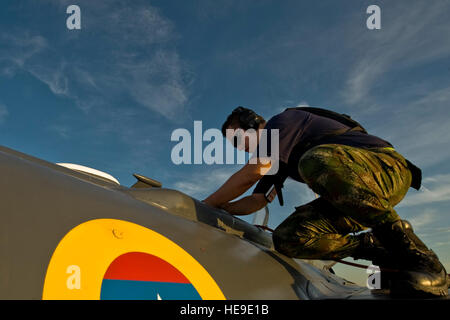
[100,252,201,300]
[42,219,225,300]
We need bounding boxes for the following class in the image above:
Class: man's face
[225,125,259,153]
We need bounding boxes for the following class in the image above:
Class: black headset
[231,106,262,130]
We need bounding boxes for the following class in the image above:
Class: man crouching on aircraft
[203,106,448,298]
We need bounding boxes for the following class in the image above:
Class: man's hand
[203,159,271,208]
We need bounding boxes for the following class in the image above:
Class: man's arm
[203,160,271,208]
[220,189,277,215]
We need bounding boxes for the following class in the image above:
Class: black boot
[352,231,398,291]
[352,231,390,263]
[373,220,448,298]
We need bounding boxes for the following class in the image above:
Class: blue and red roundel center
[100,252,202,300]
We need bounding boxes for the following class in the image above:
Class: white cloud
[119,50,190,119]
[173,167,239,199]
[273,101,310,116]
[294,101,310,108]
[0,32,47,76]
[371,85,450,168]
[343,2,450,106]
[27,63,69,96]
[0,1,191,120]
[399,174,450,207]
[406,208,437,230]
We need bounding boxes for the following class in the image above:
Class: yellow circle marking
[42,219,225,300]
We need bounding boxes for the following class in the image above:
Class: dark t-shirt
[252,108,393,196]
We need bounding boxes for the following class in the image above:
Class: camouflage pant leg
[273,197,368,260]
[272,144,412,260]
[298,144,412,227]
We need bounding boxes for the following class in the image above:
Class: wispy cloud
[343,1,450,107]
[0,32,47,76]
[406,208,437,230]
[0,1,192,120]
[274,101,310,115]
[399,174,450,207]
[27,62,69,96]
[371,85,450,168]
[173,167,239,199]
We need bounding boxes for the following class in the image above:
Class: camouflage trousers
[273,144,412,260]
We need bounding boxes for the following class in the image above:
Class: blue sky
[1,0,449,286]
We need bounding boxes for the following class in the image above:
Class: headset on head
[231,106,262,130]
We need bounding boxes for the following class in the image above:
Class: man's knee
[273,224,301,257]
[272,224,320,259]
[272,225,290,256]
